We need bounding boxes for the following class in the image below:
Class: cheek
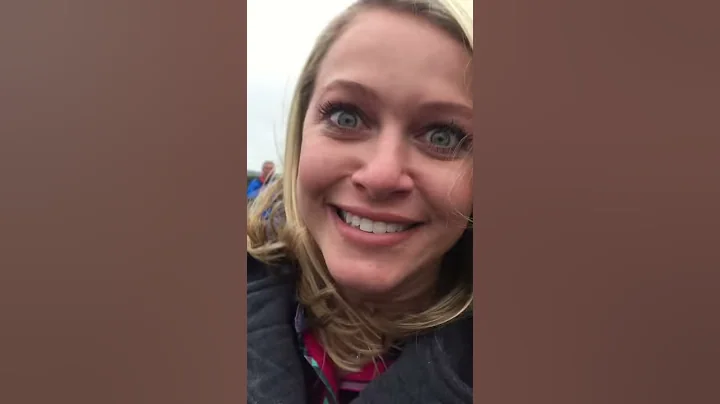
[425,163,473,220]
[452,172,473,214]
[296,133,343,204]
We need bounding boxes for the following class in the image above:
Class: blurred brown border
[240,3,249,401]
[0,1,248,403]
[473,0,720,403]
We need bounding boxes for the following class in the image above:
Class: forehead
[315,8,471,104]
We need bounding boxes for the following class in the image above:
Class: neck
[301,260,445,372]
[341,262,441,319]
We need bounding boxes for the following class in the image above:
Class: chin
[324,258,405,295]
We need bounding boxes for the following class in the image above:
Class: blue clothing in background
[247,178,264,200]
[247,178,273,219]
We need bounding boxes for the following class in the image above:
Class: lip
[331,204,423,225]
[328,206,420,248]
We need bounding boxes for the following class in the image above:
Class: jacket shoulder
[246,253,306,403]
[247,252,295,292]
[247,252,268,284]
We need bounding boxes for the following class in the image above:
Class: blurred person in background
[247,160,276,201]
[247,0,473,403]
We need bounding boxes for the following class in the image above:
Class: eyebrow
[318,79,381,103]
[317,79,472,120]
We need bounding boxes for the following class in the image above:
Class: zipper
[303,352,339,404]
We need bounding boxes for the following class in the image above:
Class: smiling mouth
[335,208,421,234]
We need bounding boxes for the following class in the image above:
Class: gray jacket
[247,254,473,404]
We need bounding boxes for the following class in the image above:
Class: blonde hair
[247,0,473,372]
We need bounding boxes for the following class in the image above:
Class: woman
[247,0,473,402]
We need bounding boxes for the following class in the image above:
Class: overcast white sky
[247,0,355,171]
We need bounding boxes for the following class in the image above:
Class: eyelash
[316,101,472,157]
[317,101,365,123]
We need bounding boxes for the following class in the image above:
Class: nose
[350,132,414,200]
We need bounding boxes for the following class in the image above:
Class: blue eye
[425,128,461,149]
[419,123,471,159]
[318,101,366,130]
[329,110,361,128]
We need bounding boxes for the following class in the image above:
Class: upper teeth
[340,210,410,234]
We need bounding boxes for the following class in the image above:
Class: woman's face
[296,7,473,296]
